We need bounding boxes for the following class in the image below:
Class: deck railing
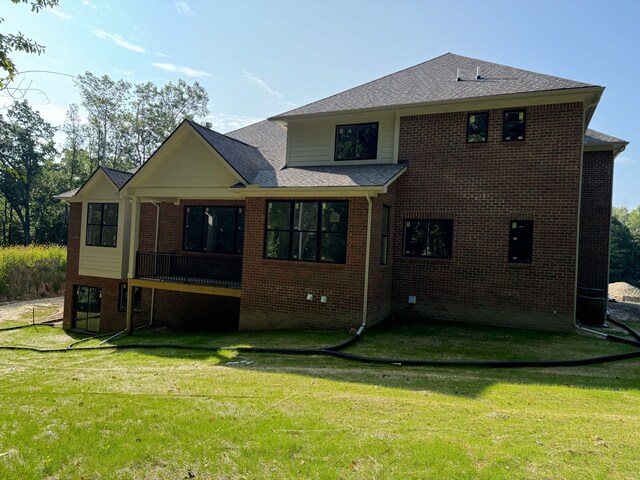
[135,252,242,288]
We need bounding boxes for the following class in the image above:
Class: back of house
[56,53,628,334]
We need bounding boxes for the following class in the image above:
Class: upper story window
[503,110,526,141]
[404,219,453,259]
[265,200,348,263]
[335,122,378,161]
[183,206,244,254]
[467,112,488,143]
[86,203,118,247]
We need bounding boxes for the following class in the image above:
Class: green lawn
[0,320,639,479]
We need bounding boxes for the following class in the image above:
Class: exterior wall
[135,132,239,189]
[239,196,369,330]
[64,203,128,332]
[366,186,396,326]
[287,111,396,166]
[391,103,584,331]
[137,199,245,330]
[577,150,614,295]
[77,178,131,279]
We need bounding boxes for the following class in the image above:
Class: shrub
[0,245,66,300]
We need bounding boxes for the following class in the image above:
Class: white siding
[287,112,396,166]
[141,135,239,189]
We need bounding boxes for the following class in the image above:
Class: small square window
[503,110,526,141]
[335,122,379,161]
[508,220,533,263]
[467,112,488,143]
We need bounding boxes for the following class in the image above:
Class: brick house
[57,53,628,334]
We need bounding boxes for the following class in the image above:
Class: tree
[610,206,640,287]
[0,100,55,244]
[76,72,209,170]
[0,0,59,89]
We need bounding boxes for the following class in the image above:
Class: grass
[0,320,639,479]
[0,245,66,300]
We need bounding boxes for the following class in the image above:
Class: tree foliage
[610,206,640,287]
[76,72,208,170]
[0,100,55,244]
[0,0,59,88]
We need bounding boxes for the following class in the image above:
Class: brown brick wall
[63,203,128,332]
[239,197,368,330]
[391,103,584,331]
[577,150,614,295]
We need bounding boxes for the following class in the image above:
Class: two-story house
[57,53,628,334]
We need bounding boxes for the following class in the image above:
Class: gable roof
[226,120,287,171]
[54,166,135,199]
[188,119,275,184]
[271,53,598,120]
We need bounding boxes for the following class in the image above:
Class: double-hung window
[86,203,118,247]
[404,219,453,259]
[183,206,244,254]
[265,201,348,263]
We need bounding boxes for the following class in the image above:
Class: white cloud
[156,52,169,58]
[616,156,637,165]
[175,1,194,16]
[151,63,212,78]
[93,28,146,53]
[33,103,69,126]
[204,112,263,133]
[242,70,283,99]
[82,1,98,9]
[49,9,72,20]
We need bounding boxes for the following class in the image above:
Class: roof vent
[456,68,461,82]
[476,67,481,80]
[204,121,213,129]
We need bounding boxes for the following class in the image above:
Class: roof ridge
[188,118,262,151]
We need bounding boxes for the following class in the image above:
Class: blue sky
[3,0,639,208]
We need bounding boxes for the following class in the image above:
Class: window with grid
[86,203,118,247]
[265,201,348,263]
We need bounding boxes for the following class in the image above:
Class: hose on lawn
[0,323,639,368]
[0,318,61,332]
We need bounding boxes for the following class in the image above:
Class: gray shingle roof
[102,167,135,189]
[271,53,597,119]
[226,120,286,171]
[584,129,628,146]
[252,163,406,188]
[189,120,274,183]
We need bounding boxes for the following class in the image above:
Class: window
[467,112,488,143]
[503,110,526,141]
[380,205,390,265]
[183,206,244,254]
[73,286,101,332]
[118,283,142,312]
[509,220,533,263]
[86,203,118,247]
[265,201,348,263]
[404,219,453,258]
[335,122,379,161]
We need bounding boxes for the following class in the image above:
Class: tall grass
[0,245,66,300]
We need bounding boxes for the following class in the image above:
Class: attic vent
[476,66,481,80]
[456,68,461,82]
[204,121,213,129]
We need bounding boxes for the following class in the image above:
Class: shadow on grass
[99,320,640,398]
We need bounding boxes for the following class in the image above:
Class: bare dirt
[0,296,64,324]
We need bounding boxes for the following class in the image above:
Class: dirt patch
[0,297,64,324]
[609,282,640,303]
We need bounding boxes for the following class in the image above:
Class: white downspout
[150,201,161,326]
[359,194,374,334]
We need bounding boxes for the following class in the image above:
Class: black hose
[0,330,639,368]
[0,318,61,332]
[607,315,640,343]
